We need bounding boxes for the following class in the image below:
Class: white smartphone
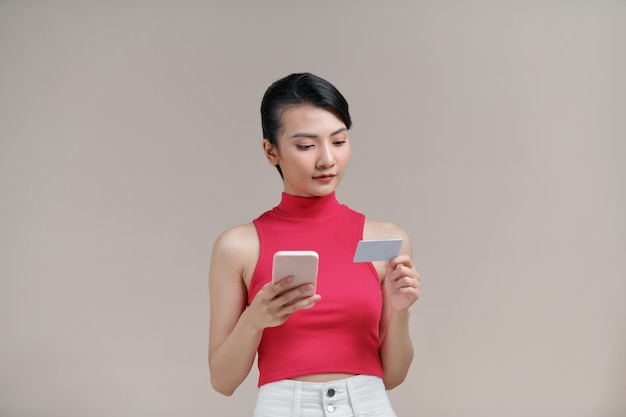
[353,239,403,263]
[272,250,319,298]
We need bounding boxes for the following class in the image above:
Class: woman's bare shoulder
[363,218,409,241]
[210,222,260,286]
[212,223,259,258]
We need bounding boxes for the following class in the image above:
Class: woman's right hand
[246,277,321,330]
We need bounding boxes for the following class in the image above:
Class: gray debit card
[353,239,402,262]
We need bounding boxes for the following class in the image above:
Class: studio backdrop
[1,2,625,416]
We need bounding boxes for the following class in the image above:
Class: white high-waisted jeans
[252,375,397,417]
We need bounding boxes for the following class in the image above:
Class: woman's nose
[316,144,336,169]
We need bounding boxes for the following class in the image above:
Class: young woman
[208,73,421,416]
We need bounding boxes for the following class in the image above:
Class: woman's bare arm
[364,221,421,390]
[208,224,322,396]
[208,225,261,396]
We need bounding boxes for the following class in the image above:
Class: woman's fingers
[253,280,321,328]
[384,255,421,302]
[270,275,294,296]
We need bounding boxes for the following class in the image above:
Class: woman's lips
[313,174,335,183]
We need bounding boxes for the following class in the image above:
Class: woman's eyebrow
[330,127,348,136]
[289,132,317,139]
[289,127,347,139]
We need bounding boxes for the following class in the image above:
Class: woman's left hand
[382,255,421,312]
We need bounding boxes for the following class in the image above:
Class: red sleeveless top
[249,192,384,387]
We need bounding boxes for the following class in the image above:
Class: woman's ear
[262,139,279,166]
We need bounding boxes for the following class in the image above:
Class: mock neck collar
[273,192,342,219]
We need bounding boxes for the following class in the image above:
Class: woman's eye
[296,144,314,150]
[333,140,347,146]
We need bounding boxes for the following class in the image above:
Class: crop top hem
[259,367,385,387]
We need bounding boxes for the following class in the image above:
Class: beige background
[1,1,625,416]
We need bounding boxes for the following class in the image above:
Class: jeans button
[326,388,335,397]
[327,404,335,413]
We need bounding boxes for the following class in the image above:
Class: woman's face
[264,105,351,197]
